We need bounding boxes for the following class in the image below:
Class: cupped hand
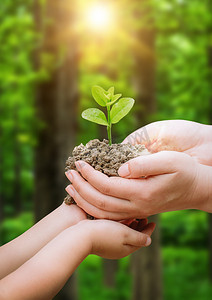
[65,120,212,219]
[125,120,212,166]
[78,218,155,259]
[65,151,211,220]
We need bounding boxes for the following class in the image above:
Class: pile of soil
[64,139,149,208]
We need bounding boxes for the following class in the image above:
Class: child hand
[0,218,154,299]
[78,219,155,259]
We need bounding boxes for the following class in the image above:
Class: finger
[125,222,156,248]
[66,169,134,213]
[118,151,181,178]
[65,185,132,221]
[120,218,136,226]
[135,219,148,231]
[129,220,139,230]
[72,160,141,200]
[141,222,156,236]
[124,227,152,247]
[129,219,148,231]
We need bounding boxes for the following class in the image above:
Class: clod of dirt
[64,139,149,210]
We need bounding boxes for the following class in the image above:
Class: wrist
[59,203,87,228]
[193,164,212,213]
[75,220,93,255]
[56,221,92,263]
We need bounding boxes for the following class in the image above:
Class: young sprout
[82,85,135,145]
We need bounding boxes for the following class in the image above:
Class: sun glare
[87,5,111,30]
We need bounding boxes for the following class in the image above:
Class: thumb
[125,228,152,247]
[118,151,181,178]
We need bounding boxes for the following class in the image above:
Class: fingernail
[75,160,86,171]
[145,236,151,247]
[65,185,75,197]
[75,161,81,171]
[118,163,130,177]
[65,170,73,182]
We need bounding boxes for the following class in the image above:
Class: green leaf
[108,87,115,96]
[92,86,109,107]
[110,98,135,124]
[106,94,122,106]
[82,108,108,126]
[112,93,122,102]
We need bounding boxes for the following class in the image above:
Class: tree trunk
[103,259,119,288]
[34,1,79,299]
[130,1,163,299]
[132,24,156,124]
[34,0,79,220]
[131,216,162,300]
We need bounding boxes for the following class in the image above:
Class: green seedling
[82,85,135,145]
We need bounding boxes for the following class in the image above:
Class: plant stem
[107,106,112,145]
[107,125,112,145]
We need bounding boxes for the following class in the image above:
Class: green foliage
[153,0,211,124]
[0,212,33,245]
[163,247,212,300]
[78,256,131,300]
[78,248,212,300]
[82,85,135,145]
[0,0,37,215]
[161,210,209,248]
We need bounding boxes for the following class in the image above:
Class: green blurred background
[0,0,212,299]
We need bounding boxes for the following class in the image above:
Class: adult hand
[65,120,212,219]
[65,151,212,220]
[125,120,212,166]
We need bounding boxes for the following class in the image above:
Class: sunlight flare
[86,5,112,30]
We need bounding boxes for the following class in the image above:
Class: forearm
[0,225,90,300]
[0,203,85,279]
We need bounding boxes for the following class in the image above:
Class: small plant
[82,85,135,145]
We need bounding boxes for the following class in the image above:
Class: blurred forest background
[0,0,212,299]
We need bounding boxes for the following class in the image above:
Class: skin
[0,203,87,279]
[65,120,212,219]
[123,120,212,166]
[0,204,155,300]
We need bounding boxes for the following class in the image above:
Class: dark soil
[64,139,149,210]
